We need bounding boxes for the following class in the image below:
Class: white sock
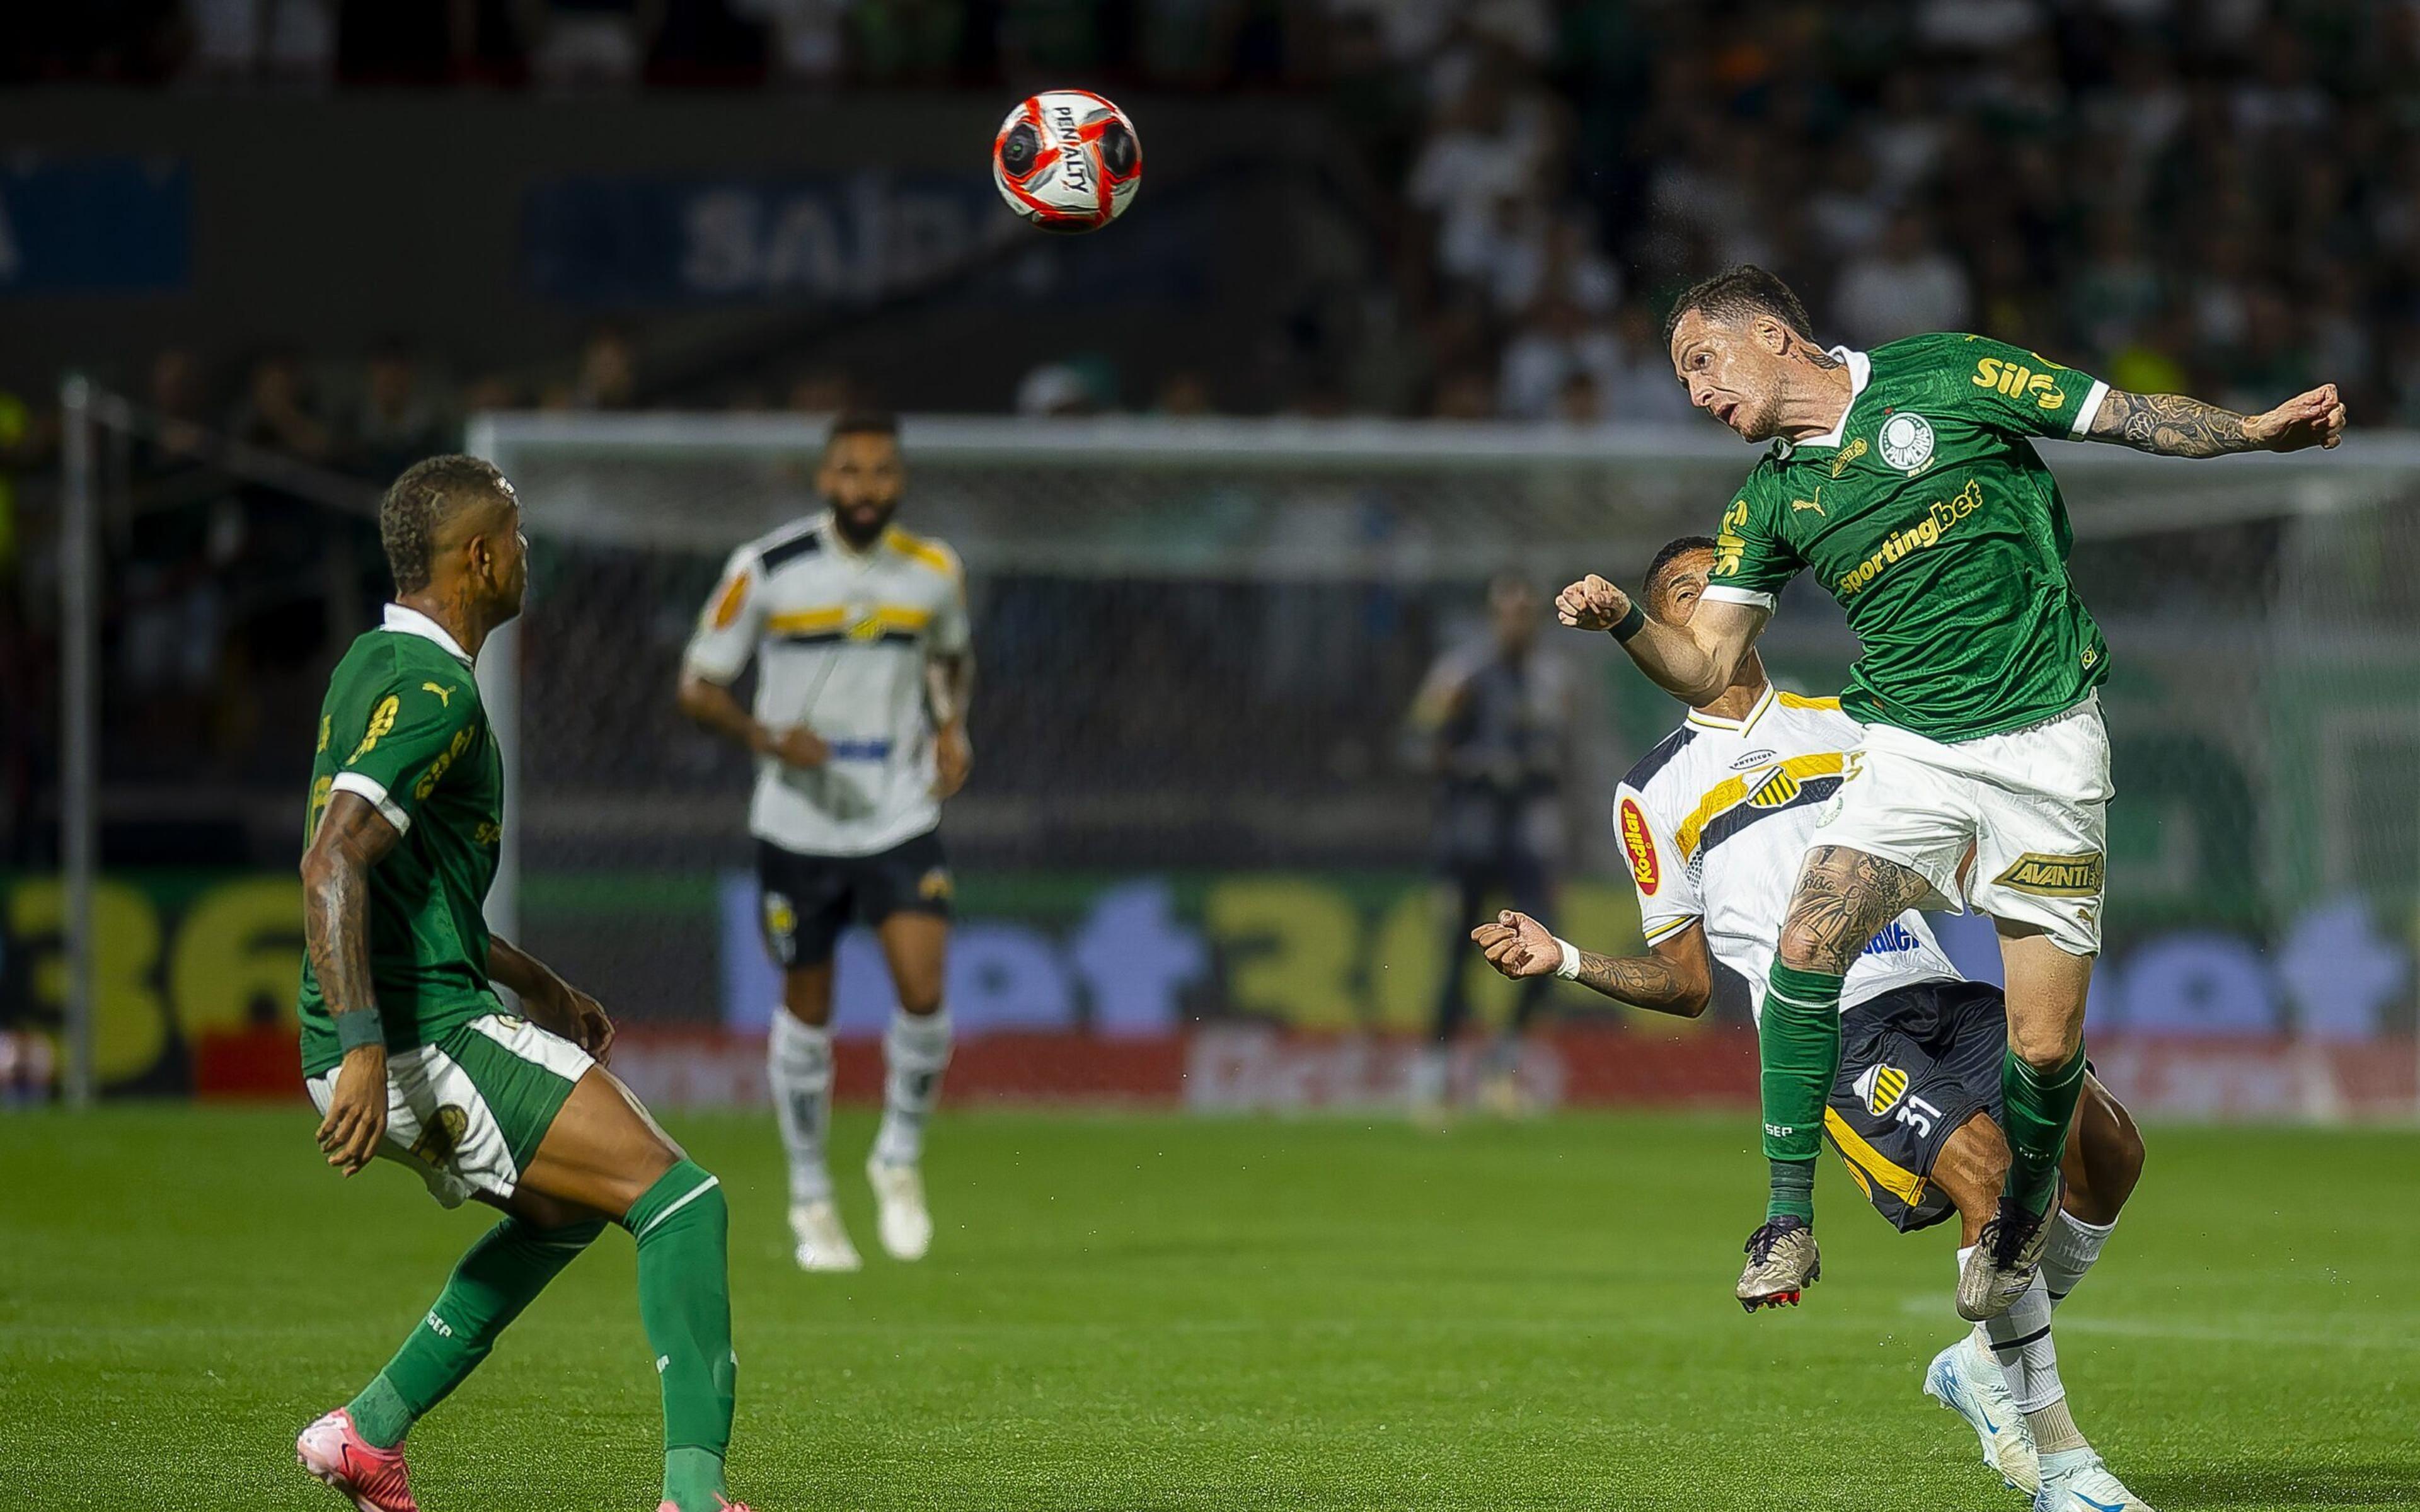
[1978,1273,2087,1455]
[872,1008,951,1167]
[768,1011,834,1204]
[2043,1210,2115,1307]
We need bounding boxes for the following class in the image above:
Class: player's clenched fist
[2249,382,2348,452]
[1556,575,1630,632]
[1470,909,1560,979]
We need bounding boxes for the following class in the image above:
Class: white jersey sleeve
[683,544,766,685]
[1615,779,1702,945]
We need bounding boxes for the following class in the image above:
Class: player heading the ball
[1557,265,2344,1324]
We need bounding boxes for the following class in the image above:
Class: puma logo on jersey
[423,682,452,707]
[1790,488,1825,516]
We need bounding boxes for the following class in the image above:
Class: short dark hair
[826,408,899,448]
[1643,534,1720,612]
[1662,265,1817,347]
[381,455,514,595]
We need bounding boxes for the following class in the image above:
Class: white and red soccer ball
[991,91,1143,234]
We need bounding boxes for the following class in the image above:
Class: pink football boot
[296,1407,419,1512]
[658,1499,752,1511]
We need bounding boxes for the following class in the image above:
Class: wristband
[1610,599,1648,642]
[1553,937,1584,981]
[335,1009,386,1054]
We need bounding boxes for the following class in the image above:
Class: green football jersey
[297,605,504,1075]
[1703,333,2111,742]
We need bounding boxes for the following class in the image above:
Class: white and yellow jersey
[683,512,971,857]
[1612,684,1959,1021]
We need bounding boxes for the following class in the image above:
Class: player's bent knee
[2005,1014,2083,1070]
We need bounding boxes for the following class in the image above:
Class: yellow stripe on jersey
[1777,691,1843,711]
[1640,915,1698,944]
[1823,1107,1929,1206]
[884,527,960,580]
[768,604,933,641]
[766,607,850,635]
[1674,752,1846,860]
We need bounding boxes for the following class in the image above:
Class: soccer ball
[991,91,1143,234]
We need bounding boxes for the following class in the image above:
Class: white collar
[1685,683,1775,735]
[382,603,475,667]
[1772,346,1869,459]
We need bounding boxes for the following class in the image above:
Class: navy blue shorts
[756,830,952,970]
[1824,980,2007,1233]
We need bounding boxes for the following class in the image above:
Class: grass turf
[4,1106,2416,1511]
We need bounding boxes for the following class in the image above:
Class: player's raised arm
[299,790,402,1174]
[1558,572,1768,706]
[1471,910,1715,1017]
[2086,382,2346,457]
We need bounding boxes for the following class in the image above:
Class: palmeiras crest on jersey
[1853,1063,1909,1118]
[1877,411,1935,474]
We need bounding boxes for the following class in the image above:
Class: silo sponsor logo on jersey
[1973,356,2068,411]
[1618,798,1659,895]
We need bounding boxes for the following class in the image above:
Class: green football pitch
[6,1107,2417,1511]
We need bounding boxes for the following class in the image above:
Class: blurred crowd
[15,1,2420,423]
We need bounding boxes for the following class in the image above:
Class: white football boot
[788,1199,862,1272]
[866,1157,933,1261]
[2033,1449,2157,1512]
[1923,1332,2040,1495]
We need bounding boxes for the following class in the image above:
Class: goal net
[474,413,2420,1114]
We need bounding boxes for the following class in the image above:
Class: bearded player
[295,457,747,1512]
[1485,537,2150,1512]
[678,410,974,1272]
[1555,266,2342,1326]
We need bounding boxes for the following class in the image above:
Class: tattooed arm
[2087,382,2346,458]
[301,791,403,1174]
[1471,912,1716,1017]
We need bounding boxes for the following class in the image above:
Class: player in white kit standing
[677,410,976,1271]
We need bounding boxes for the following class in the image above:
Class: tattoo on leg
[1777,847,1931,974]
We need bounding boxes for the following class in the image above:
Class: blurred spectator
[1428,368,1495,421]
[1153,370,1216,416]
[520,0,651,89]
[1554,369,1601,427]
[786,368,855,414]
[572,326,641,410]
[735,0,845,83]
[185,0,335,85]
[349,342,455,482]
[1832,209,1973,348]
[1016,359,1112,417]
[229,353,335,461]
[1593,304,1693,424]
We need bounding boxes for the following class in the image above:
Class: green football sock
[2002,1043,2087,1217]
[1761,963,1845,1223]
[623,1160,736,1512]
[348,1217,604,1449]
